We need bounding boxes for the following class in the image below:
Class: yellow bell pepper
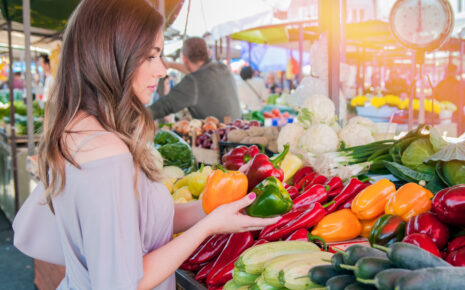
[360,215,382,238]
[311,209,362,243]
[280,153,303,184]
[385,183,433,221]
[351,179,396,220]
[162,178,176,194]
[173,166,212,197]
[172,186,193,202]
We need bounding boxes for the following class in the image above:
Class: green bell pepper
[251,111,265,124]
[154,131,197,174]
[369,214,406,247]
[246,177,293,218]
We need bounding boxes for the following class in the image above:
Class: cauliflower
[347,116,376,134]
[302,94,336,124]
[277,122,306,154]
[339,123,375,148]
[298,124,339,154]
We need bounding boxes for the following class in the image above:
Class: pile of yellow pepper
[351,94,457,114]
[310,179,433,243]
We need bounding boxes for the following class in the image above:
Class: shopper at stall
[385,66,409,97]
[434,64,460,105]
[12,1,279,290]
[236,66,268,111]
[150,37,241,121]
[266,72,281,94]
[39,54,54,102]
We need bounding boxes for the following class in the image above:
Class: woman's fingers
[229,193,256,211]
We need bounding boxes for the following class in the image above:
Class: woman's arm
[137,193,280,290]
[173,200,206,234]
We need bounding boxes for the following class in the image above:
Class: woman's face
[132,32,166,105]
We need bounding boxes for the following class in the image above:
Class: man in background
[39,54,54,102]
[150,37,241,121]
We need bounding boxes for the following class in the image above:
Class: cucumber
[373,242,451,270]
[224,279,249,290]
[233,267,259,286]
[236,241,320,275]
[344,282,376,290]
[340,257,393,279]
[278,252,333,289]
[395,267,465,290]
[309,265,340,285]
[252,274,284,290]
[331,252,352,273]
[341,245,387,265]
[326,275,356,290]
[357,269,411,290]
[263,252,331,287]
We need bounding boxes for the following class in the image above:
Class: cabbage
[441,160,465,186]
[401,138,434,169]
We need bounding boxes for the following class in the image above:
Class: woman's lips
[147,85,157,92]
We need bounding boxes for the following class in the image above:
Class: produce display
[154,125,465,289]
[0,100,44,135]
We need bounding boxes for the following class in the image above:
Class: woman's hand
[199,193,281,236]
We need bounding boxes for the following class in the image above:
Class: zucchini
[373,242,451,270]
[383,161,434,183]
[224,279,249,290]
[395,267,465,290]
[251,274,284,290]
[325,275,356,290]
[236,241,320,275]
[263,252,331,287]
[233,267,259,286]
[341,245,387,265]
[357,269,411,290]
[309,265,340,285]
[345,282,376,290]
[340,257,393,279]
[278,256,331,289]
[330,252,352,273]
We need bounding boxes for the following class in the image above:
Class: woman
[12,1,279,289]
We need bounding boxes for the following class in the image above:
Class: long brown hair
[38,0,164,202]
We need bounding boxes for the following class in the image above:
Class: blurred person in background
[385,66,409,97]
[236,66,268,111]
[150,37,241,121]
[434,64,460,105]
[13,71,24,90]
[39,54,54,102]
[266,72,281,94]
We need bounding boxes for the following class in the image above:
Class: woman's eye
[147,56,157,61]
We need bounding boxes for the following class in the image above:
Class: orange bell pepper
[311,209,362,243]
[202,167,248,214]
[385,183,433,222]
[351,179,396,220]
[360,215,382,238]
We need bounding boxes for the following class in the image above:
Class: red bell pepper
[284,184,300,200]
[295,172,317,192]
[260,202,331,241]
[402,233,441,257]
[244,145,289,192]
[406,212,450,249]
[207,239,267,286]
[206,232,254,286]
[446,248,465,266]
[448,236,465,253]
[180,261,208,271]
[325,178,365,213]
[195,261,215,281]
[293,166,314,186]
[325,177,343,193]
[432,184,465,226]
[293,184,329,209]
[259,207,306,239]
[187,234,229,264]
[222,145,260,170]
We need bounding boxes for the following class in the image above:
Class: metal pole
[226,36,231,68]
[248,42,252,64]
[23,0,34,155]
[460,41,464,135]
[7,20,20,213]
[327,0,341,118]
[409,53,416,130]
[298,23,303,82]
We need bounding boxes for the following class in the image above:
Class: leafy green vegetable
[154,130,197,174]
[424,142,465,163]
[429,127,448,152]
[401,138,435,171]
[441,160,465,186]
[383,161,434,183]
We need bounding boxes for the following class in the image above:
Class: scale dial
[389,0,454,51]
